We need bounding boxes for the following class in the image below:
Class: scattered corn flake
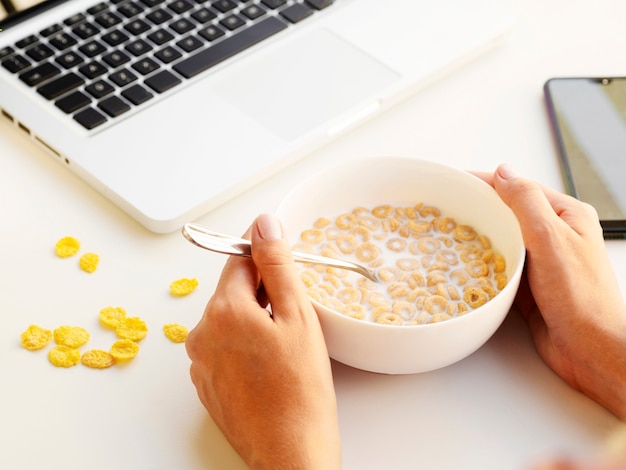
[169,277,198,296]
[55,236,81,258]
[79,253,99,273]
[163,323,189,343]
[81,349,115,369]
[53,325,90,348]
[115,317,148,341]
[48,345,81,367]
[109,339,140,360]
[20,324,52,351]
[99,306,127,329]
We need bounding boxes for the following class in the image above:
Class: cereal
[163,323,189,343]
[169,277,198,296]
[295,203,508,326]
[115,317,148,341]
[48,345,81,368]
[109,339,140,360]
[99,306,127,328]
[55,236,80,258]
[20,325,52,351]
[79,253,99,273]
[81,349,115,369]
[53,325,90,348]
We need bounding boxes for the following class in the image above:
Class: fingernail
[256,213,284,241]
[498,163,519,180]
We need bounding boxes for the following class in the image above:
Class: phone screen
[544,77,626,237]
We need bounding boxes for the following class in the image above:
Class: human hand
[185,213,341,469]
[474,164,626,420]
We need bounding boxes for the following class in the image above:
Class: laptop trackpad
[214,29,400,141]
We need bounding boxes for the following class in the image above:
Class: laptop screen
[0,0,68,28]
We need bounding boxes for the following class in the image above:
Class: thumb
[250,213,312,321]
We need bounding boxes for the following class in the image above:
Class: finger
[468,170,495,187]
[250,213,313,322]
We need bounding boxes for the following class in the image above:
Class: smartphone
[544,77,626,238]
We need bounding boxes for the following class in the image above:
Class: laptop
[0,0,512,233]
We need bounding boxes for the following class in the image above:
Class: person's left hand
[185,213,341,470]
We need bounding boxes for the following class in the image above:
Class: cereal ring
[319,283,336,296]
[351,226,371,243]
[358,215,381,231]
[450,269,469,286]
[109,339,140,360]
[407,287,430,302]
[427,261,450,272]
[307,287,327,303]
[495,273,508,290]
[463,287,488,309]
[413,311,430,325]
[478,235,492,250]
[335,233,358,254]
[407,272,425,289]
[325,227,340,240]
[437,217,457,234]
[367,292,391,310]
[355,242,380,263]
[115,317,148,341]
[437,236,454,248]
[387,282,409,299]
[465,259,489,278]
[426,271,447,287]
[372,204,392,218]
[344,304,365,320]
[447,285,461,301]
[396,257,419,271]
[20,324,52,351]
[337,287,360,304]
[459,246,483,263]
[79,253,99,273]
[447,302,458,316]
[99,306,127,329]
[429,313,452,323]
[55,236,80,258]
[392,301,417,320]
[419,205,441,218]
[81,349,115,369]
[436,249,459,265]
[48,345,81,368]
[377,266,401,283]
[300,229,324,245]
[424,295,448,314]
[482,249,494,264]
[300,270,319,288]
[375,312,403,325]
[163,323,189,343]
[54,325,90,348]
[405,206,419,220]
[454,224,477,241]
[170,277,198,296]
[314,217,331,229]
[321,298,345,313]
[386,238,407,252]
[352,206,370,216]
[493,255,506,273]
[417,236,441,254]
[335,213,357,229]
[408,219,432,234]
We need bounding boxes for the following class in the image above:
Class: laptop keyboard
[0,0,334,130]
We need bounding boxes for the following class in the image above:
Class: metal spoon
[182,223,378,282]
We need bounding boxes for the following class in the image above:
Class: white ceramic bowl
[276,157,525,374]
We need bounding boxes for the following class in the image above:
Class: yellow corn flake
[163,323,189,343]
[115,317,148,341]
[20,324,52,351]
[169,277,198,296]
[55,236,81,258]
[48,345,81,368]
[53,325,90,348]
[109,339,140,360]
[81,349,115,369]
[99,306,127,329]
[79,253,99,273]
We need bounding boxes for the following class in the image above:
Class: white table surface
[2,1,626,469]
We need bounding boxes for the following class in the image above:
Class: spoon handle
[182,223,378,282]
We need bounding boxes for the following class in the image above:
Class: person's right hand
[475,164,626,421]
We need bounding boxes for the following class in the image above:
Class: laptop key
[37,73,85,100]
[168,0,194,14]
[132,57,160,75]
[40,24,63,37]
[98,96,131,117]
[19,62,60,86]
[198,24,225,42]
[147,29,175,45]
[155,46,182,63]
[56,91,91,113]
[73,22,101,40]
[305,0,334,9]
[79,61,108,79]
[15,35,39,49]
[177,36,203,52]
[25,43,55,61]
[241,4,266,19]
[0,47,15,60]
[220,14,245,31]
[109,68,138,86]
[57,51,85,69]
[191,8,217,23]
[74,107,107,129]
[122,84,154,104]
[95,12,123,28]
[125,19,152,35]
[49,33,78,51]
[144,70,181,93]
[174,16,287,79]
[212,0,237,12]
[118,2,145,18]
[64,13,87,26]
[102,50,131,67]
[85,80,115,98]
[2,54,32,73]
[79,40,107,58]
[280,4,313,23]
[102,30,130,46]
[260,0,286,9]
